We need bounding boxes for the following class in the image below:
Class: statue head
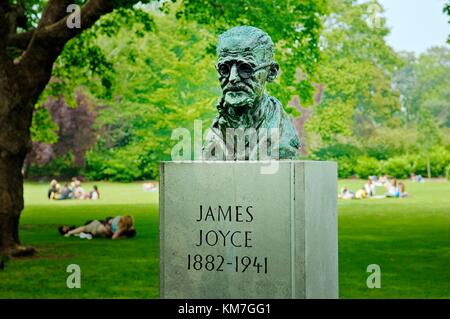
[216,26,279,113]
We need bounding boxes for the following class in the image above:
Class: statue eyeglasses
[216,61,272,80]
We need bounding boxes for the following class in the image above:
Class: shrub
[26,154,82,180]
[381,156,412,179]
[429,146,450,176]
[362,128,418,160]
[314,143,362,160]
[410,154,428,177]
[446,165,450,180]
[354,156,380,179]
[85,148,143,182]
[410,146,450,177]
[337,157,356,178]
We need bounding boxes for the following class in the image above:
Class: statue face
[217,49,275,111]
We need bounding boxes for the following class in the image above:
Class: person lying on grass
[58,215,136,239]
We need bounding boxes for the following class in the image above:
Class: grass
[0,179,449,298]
[338,179,450,298]
[0,182,159,298]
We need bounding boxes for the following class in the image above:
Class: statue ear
[267,62,279,82]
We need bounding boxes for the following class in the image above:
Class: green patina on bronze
[204,26,300,160]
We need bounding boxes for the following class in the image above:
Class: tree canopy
[5,0,450,182]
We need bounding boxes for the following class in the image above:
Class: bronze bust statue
[204,26,300,160]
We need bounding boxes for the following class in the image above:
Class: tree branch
[38,0,73,27]
[22,0,116,61]
[6,30,35,50]
[4,1,70,51]
[18,0,116,99]
[38,0,115,43]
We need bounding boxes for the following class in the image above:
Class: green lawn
[0,179,449,298]
[0,182,159,298]
[338,179,450,298]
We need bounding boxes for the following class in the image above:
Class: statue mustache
[223,84,252,94]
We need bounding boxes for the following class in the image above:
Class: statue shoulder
[267,95,283,112]
[267,95,301,154]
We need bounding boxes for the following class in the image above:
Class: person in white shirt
[364,179,376,197]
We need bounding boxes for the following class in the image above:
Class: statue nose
[229,64,240,83]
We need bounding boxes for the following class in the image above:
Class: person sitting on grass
[354,187,367,199]
[385,179,401,198]
[364,178,376,197]
[89,185,100,200]
[55,183,73,200]
[73,180,86,199]
[58,215,136,239]
[398,181,409,198]
[48,179,60,200]
[339,186,354,199]
[410,173,424,183]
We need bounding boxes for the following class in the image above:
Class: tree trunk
[427,156,431,179]
[0,0,118,257]
[0,75,36,257]
[0,151,34,256]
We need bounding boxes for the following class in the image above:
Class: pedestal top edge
[160,160,337,165]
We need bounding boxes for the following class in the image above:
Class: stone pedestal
[159,161,338,299]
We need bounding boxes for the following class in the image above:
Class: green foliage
[179,0,329,108]
[306,0,402,142]
[314,143,361,160]
[394,47,450,127]
[446,1,450,44]
[86,148,144,182]
[26,0,449,182]
[306,97,353,141]
[415,47,450,127]
[414,147,450,177]
[377,147,450,179]
[84,13,219,181]
[10,0,48,29]
[312,143,362,178]
[27,154,81,179]
[409,154,428,177]
[30,107,58,144]
[417,108,442,155]
[316,146,450,179]
[39,8,156,107]
[336,157,355,179]
[381,156,411,179]
[362,127,418,160]
[95,7,155,37]
[354,156,380,179]
[304,1,448,177]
